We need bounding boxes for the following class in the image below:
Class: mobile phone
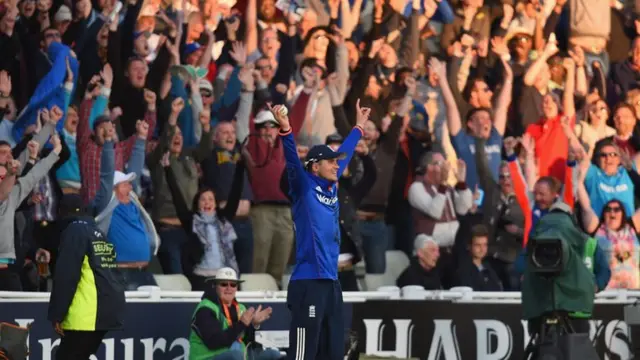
[474,189,484,206]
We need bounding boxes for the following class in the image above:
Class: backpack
[0,322,31,360]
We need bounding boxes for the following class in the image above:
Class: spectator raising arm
[429,57,461,137]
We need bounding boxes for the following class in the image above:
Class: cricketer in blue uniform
[268,103,368,360]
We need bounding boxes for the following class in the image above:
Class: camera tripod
[523,312,578,360]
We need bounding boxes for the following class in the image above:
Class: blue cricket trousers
[286,279,344,360]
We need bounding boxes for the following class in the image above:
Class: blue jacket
[282,126,363,281]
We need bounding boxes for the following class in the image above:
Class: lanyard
[222,302,243,343]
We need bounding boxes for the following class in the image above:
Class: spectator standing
[149,97,214,275]
[163,152,245,291]
[202,121,254,275]
[356,76,415,274]
[408,151,473,288]
[0,134,63,290]
[475,138,524,291]
[48,194,125,360]
[93,121,159,290]
[243,110,293,287]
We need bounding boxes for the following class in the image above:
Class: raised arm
[492,57,513,136]
[430,57,461,136]
[271,104,307,197]
[9,136,62,205]
[335,99,368,175]
[577,167,599,234]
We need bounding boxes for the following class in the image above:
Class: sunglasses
[218,282,238,288]
[599,152,619,158]
[499,173,510,179]
[200,90,213,97]
[604,206,622,213]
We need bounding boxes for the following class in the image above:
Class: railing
[2,288,640,303]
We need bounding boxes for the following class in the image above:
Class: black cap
[58,194,86,216]
[325,133,343,145]
[305,144,346,165]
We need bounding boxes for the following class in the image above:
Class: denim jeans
[118,268,157,291]
[356,219,388,274]
[156,226,189,274]
[212,341,282,360]
[232,218,254,274]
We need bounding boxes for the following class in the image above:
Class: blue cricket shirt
[281,126,363,281]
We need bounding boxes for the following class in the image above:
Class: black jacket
[192,286,256,351]
[454,259,503,291]
[48,216,125,331]
[396,257,442,290]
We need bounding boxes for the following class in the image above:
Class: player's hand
[267,103,290,132]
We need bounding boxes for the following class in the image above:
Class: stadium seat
[364,274,395,291]
[385,250,409,282]
[281,274,291,290]
[152,274,192,291]
[240,274,279,291]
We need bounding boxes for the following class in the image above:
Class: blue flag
[12,42,79,141]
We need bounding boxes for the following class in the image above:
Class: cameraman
[522,206,599,336]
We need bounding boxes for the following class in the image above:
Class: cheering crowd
[0,0,637,296]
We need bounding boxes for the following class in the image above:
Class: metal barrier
[1,288,640,303]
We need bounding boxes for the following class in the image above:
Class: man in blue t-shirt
[268,100,369,360]
[428,57,513,191]
[92,120,160,290]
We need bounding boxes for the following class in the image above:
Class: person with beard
[48,193,125,360]
[430,53,512,191]
[77,66,157,204]
[188,267,280,360]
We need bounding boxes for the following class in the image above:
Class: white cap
[254,110,278,126]
[113,171,136,187]
[214,267,243,282]
[198,78,213,92]
[218,0,237,8]
[54,5,72,22]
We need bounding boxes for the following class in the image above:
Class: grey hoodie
[0,151,60,260]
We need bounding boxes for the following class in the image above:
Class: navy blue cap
[58,194,86,216]
[305,144,346,165]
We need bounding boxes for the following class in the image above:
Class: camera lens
[532,243,561,268]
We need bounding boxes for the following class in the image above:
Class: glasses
[200,90,212,97]
[218,282,238,288]
[599,152,619,158]
[499,173,510,179]
[604,206,622,213]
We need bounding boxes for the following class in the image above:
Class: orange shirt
[525,114,575,182]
